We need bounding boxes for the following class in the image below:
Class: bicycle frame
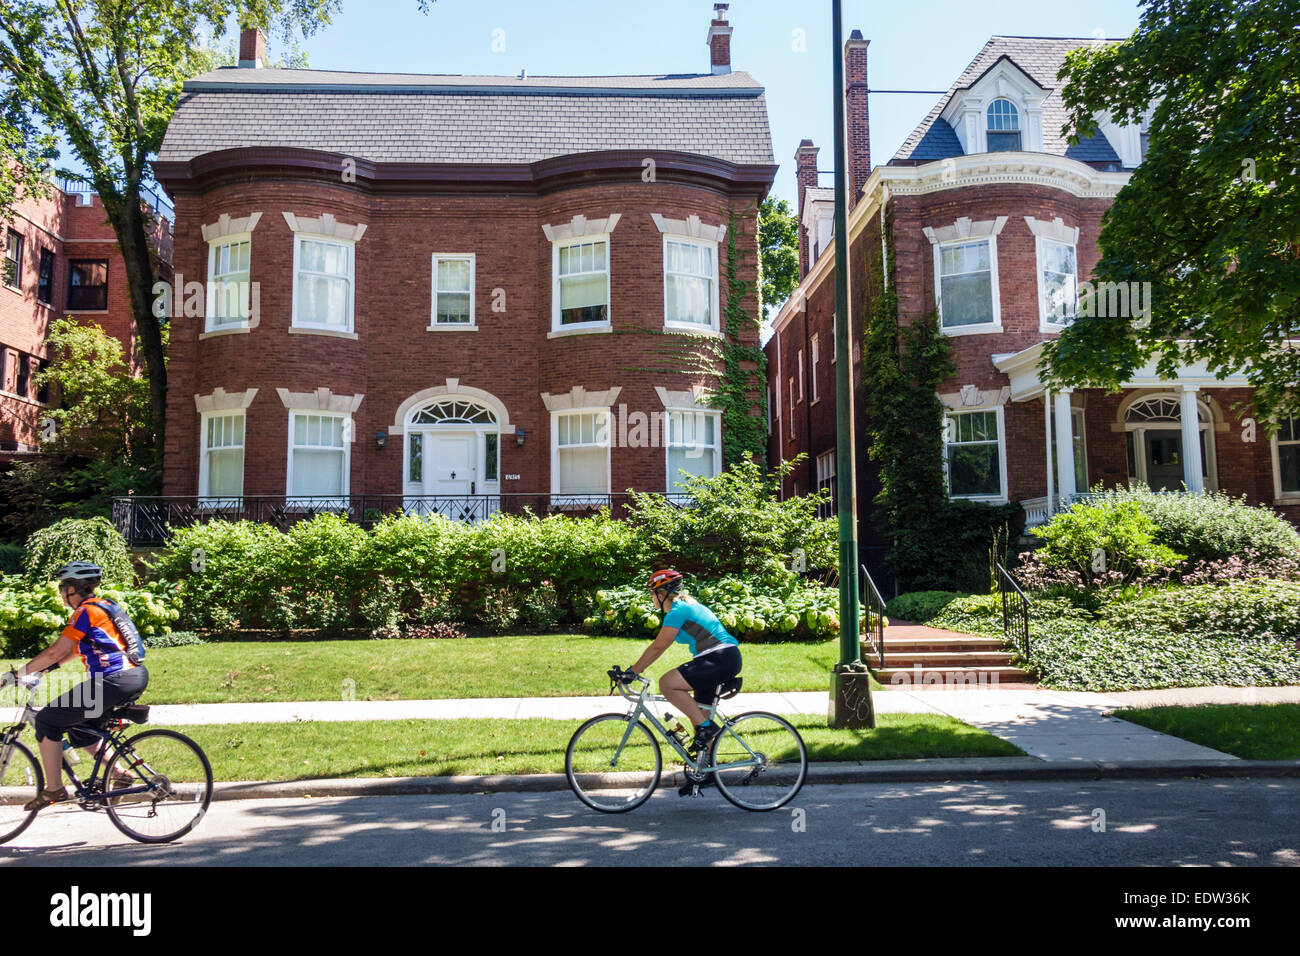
[609,676,769,776]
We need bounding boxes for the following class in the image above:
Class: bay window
[664,237,717,331]
[944,408,1006,501]
[207,236,252,330]
[936,238,999,332]
[1038,237,1077,328]
[287,411,350,500]
[666,409,721,491]
[200,412,245,499]
[554,237,609,330]
[292,236,354,332]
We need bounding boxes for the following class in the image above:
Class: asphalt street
[2,778,1297,866]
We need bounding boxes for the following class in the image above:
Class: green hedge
[23,517,135,586]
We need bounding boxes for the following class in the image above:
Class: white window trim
[664,407,722,493]
[811,335,821,404]
[788,376,797,438]
[662,234,720,333]
[198,409,246,503]
[551,233,612,334]
[205,232,253,333]
[934,235,1002,335]
[1036,236,1078,332]
[943,406,1009,504]
[1271,416,1300,504]
[429,253,476,330]
[798,349,805,401]
[985,98,1023,151]
[550,406,612,499]
[285,408,352,504]
[291,233,356,335]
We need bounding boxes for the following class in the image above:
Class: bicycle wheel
[0,739,43,844]
[709,712,807,812]
[565,714,661,813]
[104,729,213,843]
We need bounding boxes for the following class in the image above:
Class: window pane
[667,274,711,325]
[1280,417,1298,443]
[298,274,348,326]
[949,444,1001,497]
[987,131,1022,151]
[1281,444,1299,493]
[559,446,606,494]
[485,433,498,482]
[409,434,423,484]
[207,448,244,497]
[560,273,608,310]
[292,449,345,496]
[437,291,471,324]
[437,259,471,292]
[940,242,990,275]
[301,240,348,275]
[941,272,994,327]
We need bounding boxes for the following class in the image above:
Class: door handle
[450,470,456,480]
[471,481,476,495]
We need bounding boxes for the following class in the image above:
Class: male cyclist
[620,569,741,793]
[1,561,148,811]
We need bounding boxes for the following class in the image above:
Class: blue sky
[246,0,1145,206]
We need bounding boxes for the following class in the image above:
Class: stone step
[874,665,1035,688]
[867,637,1008,654]
[868,650,1016,667]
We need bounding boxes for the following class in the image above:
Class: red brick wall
[163,175,763,498]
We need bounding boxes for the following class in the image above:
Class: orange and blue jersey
[62,598,140,676]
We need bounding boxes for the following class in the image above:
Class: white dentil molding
[194,387,258,413]
[1024,216,1080,245]
[281,211,367,242]
[650,214,726,243]
[923,215,1008,245]
[540,385,623,412]
[275,387,364,413]
[542,214,621,242]
[201,212,262,242]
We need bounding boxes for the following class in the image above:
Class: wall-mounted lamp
[375,431,387,450]
[515,428,526,448]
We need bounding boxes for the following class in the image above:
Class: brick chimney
[708,4,732,75]
[238,27,266,69]
[795,140,820,278]
[845,30,871,209]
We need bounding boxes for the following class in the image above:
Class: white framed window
[935,237,1000,334]
[206,235,251,330]
[811,335,821,403]
[816,449,836,519]
[292,235,354,333]
[798,349,805,401]
[551,408,610,498]
[944,407,1007,502]
[666,409,721,492]
[1273,415,1300,501]
[430,254,475,328]
[788,377,796,439]
[287,410,350,502]
[199,411,245,500]
[663,236,718,331]
[553,236,610,331]
[1037,237,1077,329]
[986,99,1021,151]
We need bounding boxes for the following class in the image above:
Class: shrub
[147,520,284,629]
[478,588,521,634]
[0,543,23,574]
[1088,487,1300,567]
[1029,499,1184,589]
[885,590,970,623]
[1101,580,1300,642]
[0,575,180,657]
[519,581,562,632]
[625,457,836,576]
[145,630,206,648]
[23,517,135,586]
[402,622,467,640]
[890,501,1021,593]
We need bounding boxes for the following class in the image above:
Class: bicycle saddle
[713,676,743,700]
[106,696,150,725]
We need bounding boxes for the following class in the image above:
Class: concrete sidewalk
[123,684,1300,765]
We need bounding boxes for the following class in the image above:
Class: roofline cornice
[152,147,777,198]
[179,79,766,99]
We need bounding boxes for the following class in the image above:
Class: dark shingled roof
[891,36,1119,165]
[158,67,774,166]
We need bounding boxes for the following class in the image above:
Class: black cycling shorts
[677,645,742,706]
[34,667,149,748]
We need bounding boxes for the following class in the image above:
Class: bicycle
[0,668,213,844]
[565,667,808,813]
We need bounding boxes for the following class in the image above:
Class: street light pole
[829,0,874,728]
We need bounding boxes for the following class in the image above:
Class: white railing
[1019,492,1102,527]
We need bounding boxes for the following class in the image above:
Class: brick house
[140,15,774,537]
[768,34,1300,558]
[0,181,172,461]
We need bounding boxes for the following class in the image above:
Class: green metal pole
[829,0,873,727]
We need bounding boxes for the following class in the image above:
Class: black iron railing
[111,493,691,547]
[996,561,1032,659]
[860,562,887,669]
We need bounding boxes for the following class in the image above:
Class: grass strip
[1112,703,1300,760]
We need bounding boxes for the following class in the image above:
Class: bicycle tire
[565,714,662,813]
[709,711,807,812]
[0,739,43,844]
[104,729,214,843]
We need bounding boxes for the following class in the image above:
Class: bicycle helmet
[647,569,684,594]
[56,561,103,584]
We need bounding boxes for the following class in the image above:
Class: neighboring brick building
[768,34,1299,555]
[0,181,173,461]
[142,15,774,535]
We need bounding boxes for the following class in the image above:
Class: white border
[551,233,612,334]
[285,408,352,502]
[934,235,1002,336]
[943,405,1009,504]
[198,409,246,500]
[550,406,612,498]
[291,233,356,335]
[661,233,721,334]
[429,253,476,330]
[1270,416,1300,504]
[1036,235,1078,332]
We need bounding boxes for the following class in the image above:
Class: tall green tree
[1046,0,1300,422]
[0,0,347,459]
[758,196,799,323]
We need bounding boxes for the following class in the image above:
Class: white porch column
[1044,391,1055,515]
[1180,385,1205,493]
[1054,389,1077,501]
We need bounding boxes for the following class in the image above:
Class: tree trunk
[102,195,167,458]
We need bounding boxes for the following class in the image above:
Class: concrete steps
[863,622,1035,689]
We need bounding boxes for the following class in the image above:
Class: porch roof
[991,341,1252,401]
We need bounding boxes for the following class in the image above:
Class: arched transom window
[409,398,498,426]
[1125,396,1208,424]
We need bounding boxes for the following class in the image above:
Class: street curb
[208,757,1300,801]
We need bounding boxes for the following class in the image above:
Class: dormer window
[986,99,1021,151]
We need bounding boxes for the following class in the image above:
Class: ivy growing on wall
[619,206,768,467]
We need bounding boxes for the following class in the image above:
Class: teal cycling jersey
[663,597,738,657]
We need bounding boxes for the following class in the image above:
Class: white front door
[430,432,476,496]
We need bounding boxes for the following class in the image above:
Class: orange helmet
[647,569,684,593]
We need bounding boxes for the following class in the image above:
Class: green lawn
[4,634,881,704]
[1113,704,1300,760]
[140,714,1022,781]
